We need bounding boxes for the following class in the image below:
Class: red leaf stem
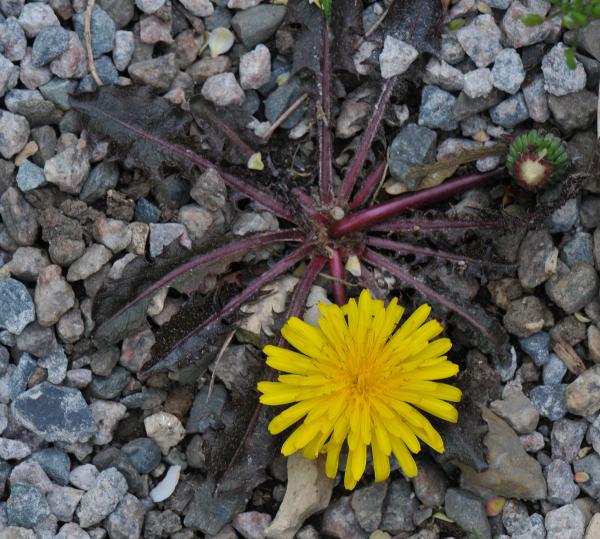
[330,168,506,236]
[337,77,396,205]
[329,248,346,305]
[349,161,386,209]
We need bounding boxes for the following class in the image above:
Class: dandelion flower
[257,289,462,490]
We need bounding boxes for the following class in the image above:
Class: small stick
[261,93,309,142]
[84,0,102,87]
[206,329,236,401]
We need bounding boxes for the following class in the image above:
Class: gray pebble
[31,26,69,67]
[530,384,568,421]
[0,278,35,335]
[418,85,457,131]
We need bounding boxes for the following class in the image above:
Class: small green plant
[506,130,569,191]
[520,0,600,67]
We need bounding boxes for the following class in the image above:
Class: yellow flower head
[257,289,462,490]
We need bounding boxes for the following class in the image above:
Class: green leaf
[322,0,332,18]
[564,47,577,69]
[447,18,466,30]
[518,13,546,26]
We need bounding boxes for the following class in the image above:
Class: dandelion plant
[72,0,512,484]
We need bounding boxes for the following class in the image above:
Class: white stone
[149,465,181,502]
[379,36,418,79]
[239,44,271,90]
[201,72,245,107]
[144,412,185,454]
[463,67,493,98]
[265,453,333,539]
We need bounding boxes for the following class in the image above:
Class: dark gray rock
[418,84,457,131]
[6,482,50,528]
[351,482,387,533]
[321,495,368,539]
[183,477,247,535]
[573,453,600,498]
[89,366,131,400]
[79,162,119,203]
[548,90,597,135]
[560,232,594,268]
[0,278,35,335]
[105,493,145,539]
[0,187,39,246]
[503,296,545,338]
[15,159,45,192]
[98,0,134,28]
[543,353,567,385]
[128,53,177,92]
[30,448,70,485]
[530,384,568,421]
[489,92,529,128]
[31,26,69,67]
[231,5,286,48]
[72,5,115,58]
[11,382,96,443]
[546,459,579,504]
[546,198,579,233]
[380,478,417,534]
[186,384,227,434]
[4,89,61,127]
[39,78,76,111]
[134,197,161,223]
[144,510,182,539]
[388,123,437,185]
[92,447,146,497]
[205,6,231,31]
[519,332,551,367]
[264,79,303,129]
[518,230,558,289]
[444,488,491,539]
[10,353,36,400]
[121,438,161,474]
[452,89,503,122]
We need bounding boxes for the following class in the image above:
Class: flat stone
[545,504,585,539]
[128,53,177,92]
[423,58,464,92]
[0,278,35,335]
[6,482,49,528]
[231,5,286,48]
[388,123,437,183]
[11,382,96,443]
[444,488,491,539]
[350,482,387,533]
[548,90,598,135]
[545,263,599,314]
[503,296,545,338]
[490,388,539,434]
[457,408,546,501]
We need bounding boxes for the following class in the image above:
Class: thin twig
[84,0,102,86]
[206,329,236,401]
[261,93,309,141]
